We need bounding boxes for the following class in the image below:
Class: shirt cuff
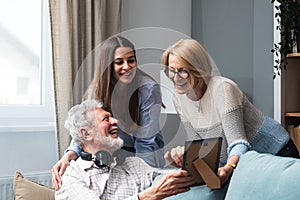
[227,140,250,159]
[65,140,82,157]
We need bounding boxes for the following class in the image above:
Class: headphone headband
[80,149,129,167]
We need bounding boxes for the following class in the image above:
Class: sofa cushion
[153,170,229,200]
[13,171,55,200]
[163,182,229,200]
[225,151,300,200]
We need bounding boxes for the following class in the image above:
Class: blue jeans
[276,139,300,158]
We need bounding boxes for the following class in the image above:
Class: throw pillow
[13,171,55,200]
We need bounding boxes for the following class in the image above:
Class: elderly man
[55,99,195,200]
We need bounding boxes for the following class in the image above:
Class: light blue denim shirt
[67,75,165,168]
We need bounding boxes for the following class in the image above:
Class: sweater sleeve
[214,80,250,158]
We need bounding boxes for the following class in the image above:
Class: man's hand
[51,151,78,190]
[138,170,195,200]
[164,146,184,168]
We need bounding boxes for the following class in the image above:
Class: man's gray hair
[64,99,104,146]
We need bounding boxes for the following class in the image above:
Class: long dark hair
[83,36,140,132]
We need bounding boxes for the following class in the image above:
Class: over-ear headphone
[80,148,132,167]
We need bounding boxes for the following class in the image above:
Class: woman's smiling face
[168,54,195,95]
[112,47,137,85]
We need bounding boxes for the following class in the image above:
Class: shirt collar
[76,157,118,171]
[76,157,96,170]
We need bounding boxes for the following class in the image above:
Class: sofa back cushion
[225,151,300,200]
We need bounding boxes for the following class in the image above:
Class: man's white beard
[96,135,124,153]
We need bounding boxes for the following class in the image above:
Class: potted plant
[271,0,300,79]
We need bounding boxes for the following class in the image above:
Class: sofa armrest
[225,151,300,200]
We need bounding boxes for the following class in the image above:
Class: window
[0,0,55,132]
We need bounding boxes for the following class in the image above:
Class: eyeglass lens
[167,69,189,79]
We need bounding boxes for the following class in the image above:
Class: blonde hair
[162,39,213,82]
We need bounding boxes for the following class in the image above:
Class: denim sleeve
[134,83,165,168]
[66,139,82,157]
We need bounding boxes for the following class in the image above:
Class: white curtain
[49,0,121,158]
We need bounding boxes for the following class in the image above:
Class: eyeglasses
[165,68,189,79]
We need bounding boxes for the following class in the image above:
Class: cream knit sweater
[173,76,266,163]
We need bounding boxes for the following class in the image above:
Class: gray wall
[192,0,274,117]
[121,0,192,149]
[122,0,274,117]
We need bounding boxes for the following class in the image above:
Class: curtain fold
[49,0,121,158]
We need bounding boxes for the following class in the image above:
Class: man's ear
[80,128,92,141]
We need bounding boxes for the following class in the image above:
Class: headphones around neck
[80,148,131,167]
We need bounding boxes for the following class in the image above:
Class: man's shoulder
[60,159,84,180]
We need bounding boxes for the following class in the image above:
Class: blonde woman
[162,39,299,186]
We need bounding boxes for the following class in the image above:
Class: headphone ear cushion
[80,151,92,161]
[81,148,134,167]
[95,151,112,167]
[113,149,125,165]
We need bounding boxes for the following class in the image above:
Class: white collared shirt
[55,156,163,200]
